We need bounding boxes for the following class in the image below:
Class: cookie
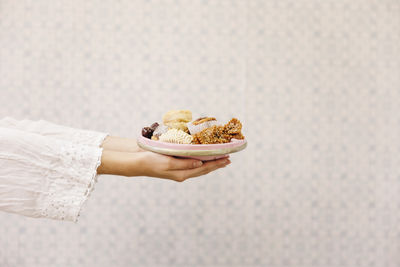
[159,128,193,144]
[162,110,192,124]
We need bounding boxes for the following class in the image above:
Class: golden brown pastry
[224,118,242,134]
[165,121,189,133]
[231,132,245,140]
[192,118,245,144]
[162,110,192,124]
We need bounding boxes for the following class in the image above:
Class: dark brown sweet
[150,122,159,130]
[142,122,160,139]
[142,127,154,139]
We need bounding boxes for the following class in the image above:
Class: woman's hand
[134,151,230,182]
[97,137,231,182]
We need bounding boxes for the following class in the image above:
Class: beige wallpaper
[1,0,400,266]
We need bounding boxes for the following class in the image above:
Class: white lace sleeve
[0,127,103,222]
[0,117,108,147]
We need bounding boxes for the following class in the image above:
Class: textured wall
[1,0,400,266]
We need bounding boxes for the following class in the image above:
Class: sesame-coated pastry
[192,118,244,144]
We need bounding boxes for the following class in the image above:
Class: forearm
[97,150,144,176]
[101,136,141,153]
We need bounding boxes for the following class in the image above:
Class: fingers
[166,157,204,170]
[169,157,231,182]
[137,151,231,182]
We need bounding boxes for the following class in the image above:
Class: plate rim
[137,136,247,156]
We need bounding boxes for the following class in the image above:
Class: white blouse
[0,117,108,222]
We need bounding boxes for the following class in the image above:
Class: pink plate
[137,134,247,161]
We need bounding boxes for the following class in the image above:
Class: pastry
[192,125,231,144]
[161,110,192,133]
[224,118,242,134]
[165,121,189,133]
[187,117,219,135]
[231,132,245,140]
[159,128,193,144]
[162,110,192,124]
[192,118,244,144]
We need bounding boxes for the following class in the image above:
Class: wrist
[125,152,146,177]
[97,150,138,176]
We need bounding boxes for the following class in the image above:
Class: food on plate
[187,117,219,135]
[141,122,160,139]
[165,121,189,133]
[192,125,231,144]
[162,110,192,124]
[162,110,192,133]
[141,110,245,145]
[159,128,193,144]
[231,132,245,140]
[141,127,153,139]
[152,124,169,139]
[223,118,242,134]
[192,118,244,144]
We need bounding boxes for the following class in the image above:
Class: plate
[137,135,247,161]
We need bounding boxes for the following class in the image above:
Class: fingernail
[193,161,203,168]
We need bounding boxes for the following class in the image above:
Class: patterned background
[1,0,400,266]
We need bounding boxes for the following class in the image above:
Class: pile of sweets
[142,110,245,144]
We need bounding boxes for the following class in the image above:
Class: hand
[135,151,231,182]
[97,136,231,182]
